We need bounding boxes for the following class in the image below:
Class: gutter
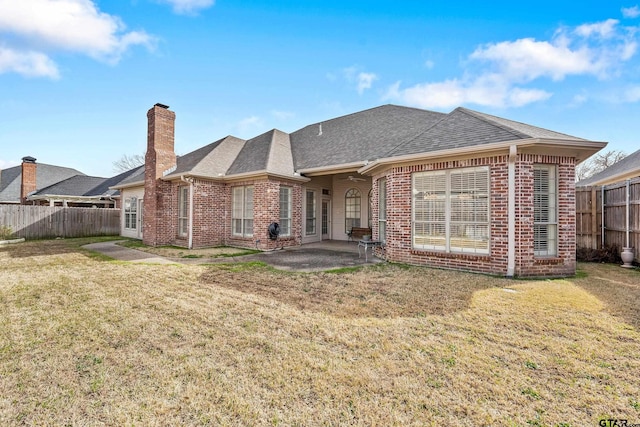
[180,175,194,250]
[358,138,607,176]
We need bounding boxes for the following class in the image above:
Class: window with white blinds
[533,165,557,256]
[279,186,292,237]
[232,186,254,237]
[413,167,489,254]
[378,179,387,244]
[305,190,316,235]
[178,186,188,237]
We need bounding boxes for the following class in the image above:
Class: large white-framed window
[413,166,489,254]
[378,179,387,244]
[279,186,292,237]
[232,186,254,237]
[178,186,188,238]
[345,188,361,232]
[124,197,137,230]
[305,190,316,235]
[534,164,557,256]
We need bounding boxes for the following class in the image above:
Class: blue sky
[1,0,639,177]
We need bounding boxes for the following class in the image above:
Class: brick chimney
[143,103,177,246]
[21,156,37,204]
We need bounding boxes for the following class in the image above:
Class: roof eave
[297,161,368,177]
[359,138,607,175]
[110,180,145,190]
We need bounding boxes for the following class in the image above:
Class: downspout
[180,175,194,249]
[507,145,517,277]
[626,179,631,249]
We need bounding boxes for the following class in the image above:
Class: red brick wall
[143,104,177,247]
[371,155,576,277]
[20,160,37,204]
[225,178,303,250]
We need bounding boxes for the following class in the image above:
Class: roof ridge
[295,104,431,131]
[455,107,530,139]
[380,108,453,157]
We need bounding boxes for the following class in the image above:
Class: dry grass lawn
[1,238,639,426]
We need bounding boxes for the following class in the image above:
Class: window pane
[534,165,557,256]
[279,187,291,237]
[345,188,361,232]
[306,190,316,234]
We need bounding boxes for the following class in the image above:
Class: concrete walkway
[83,241,176,264]
[83,240,384,272]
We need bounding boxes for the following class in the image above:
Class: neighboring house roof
[30,165,145,201]
[576,148,640,186]
[0,163,85,203]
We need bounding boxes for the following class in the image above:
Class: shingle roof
[290,105,446,170]
[128,104,596,182]
[171,136,246,178]
[387,107,585,157]
[577,148,640,186]
[30,165,146,199]
[0,163,85,203]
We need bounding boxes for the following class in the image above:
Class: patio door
[321,199,331,240]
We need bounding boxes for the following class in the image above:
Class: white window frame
[178,186,188,238]
[124,197,137,230]
[345,188,361,233]
[305,190,316,235]
[533,164,558,257]
[279,186,292,237]
[412,166,490,254]
[232,186,254,237]
[378,178,387,244]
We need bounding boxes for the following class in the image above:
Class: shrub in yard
[0,225,13,240]
[576,245,622,264]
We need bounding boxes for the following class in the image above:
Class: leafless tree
[113,154,145,173]
[576,149,626,181]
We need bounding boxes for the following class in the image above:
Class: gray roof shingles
[0,163,85,203]
[116,104,590,182]
[290,105,446,170]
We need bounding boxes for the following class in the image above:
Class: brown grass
[1,239,639,426]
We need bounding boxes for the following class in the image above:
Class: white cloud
[342,66,378,94]
[0,0,154,77]
[387,18,639,109]
[158,0,215,15]
[0,46,59,78]
[624,85,640,102]
[271,110,294,120]
[236,116,264,136]
[356,72,378,94]
[575,19,619,38]
[424,60,435,69]
[622,5,640,18]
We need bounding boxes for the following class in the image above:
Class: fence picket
[0,206,120,239]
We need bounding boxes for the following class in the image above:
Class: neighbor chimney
[143,103,176,247]
[20,156,37,204]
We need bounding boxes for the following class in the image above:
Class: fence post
[591,187,597,249]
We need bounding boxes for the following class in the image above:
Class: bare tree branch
[113,154,145,173]
[576,150,626,181]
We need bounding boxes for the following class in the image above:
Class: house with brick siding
[114,103,606,277]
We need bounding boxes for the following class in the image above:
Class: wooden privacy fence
[0,206,120,239]
[576,177,640,262]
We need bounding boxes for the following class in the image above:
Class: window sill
[410,249,490,261]
[534,257,563,265]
